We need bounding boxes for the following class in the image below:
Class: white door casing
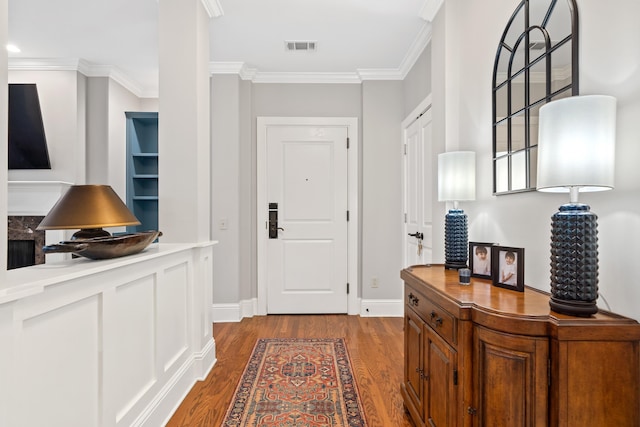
[403,97,434,267]
[257,117,359,315]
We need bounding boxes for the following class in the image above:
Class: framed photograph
[491,246,524,292]
[469,242,494,279]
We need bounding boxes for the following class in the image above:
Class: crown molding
[397,22,432,79]
[8,57,148,98]
[201,0,224,18]
[209,61,255,79]
[419,0,444,22]
[251,72,361,84]
[357,69,404,81]
[8,57,83,71]
[210,62,361,83]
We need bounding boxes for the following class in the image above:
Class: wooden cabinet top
[402,265,640,340]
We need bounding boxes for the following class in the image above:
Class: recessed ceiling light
[6,44,21,53]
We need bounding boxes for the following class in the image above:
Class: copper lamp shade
[37,185,140,239]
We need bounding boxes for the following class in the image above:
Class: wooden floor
[166,315,414,426]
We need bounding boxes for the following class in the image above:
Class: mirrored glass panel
[495,84,509,119]
[511,115,526,152]
[495,122,509,155]
[495,157,509,193]
[511,151,527,191]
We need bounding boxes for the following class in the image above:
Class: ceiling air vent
[285,41,317,52]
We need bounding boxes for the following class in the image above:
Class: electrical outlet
[371,277,379,288]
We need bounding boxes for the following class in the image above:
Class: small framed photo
[469,242,494,279]
[491,246,524,292]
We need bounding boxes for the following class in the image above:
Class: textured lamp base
[549,297,598,317]
[549,204,599,317]
[444,209,468,270]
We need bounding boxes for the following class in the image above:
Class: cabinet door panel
[425,327,457,427]
[474,326,548,427]
[405,308,425,417]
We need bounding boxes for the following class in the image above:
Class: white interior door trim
[257,116,359,315]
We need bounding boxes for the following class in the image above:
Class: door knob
[408,232,424,240]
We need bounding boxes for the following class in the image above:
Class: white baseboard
[137,338,217,427]
[211,298,258,322]
[213,298,402,321]
[360,299,404,317]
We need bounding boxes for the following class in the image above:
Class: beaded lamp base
[549,203,599,317]
[444,209,468,270]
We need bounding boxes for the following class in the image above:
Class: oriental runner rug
[222,338,368,426]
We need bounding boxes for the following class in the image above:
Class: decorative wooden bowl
[42,230,162,260]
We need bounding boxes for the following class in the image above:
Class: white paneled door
[258,120,349,314]
[404,106,434,267]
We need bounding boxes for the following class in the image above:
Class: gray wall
[403,43,432,117]
[86,77,110,186]
[361,80,405,300]
[433,0,640,320]
[211,74,242,304]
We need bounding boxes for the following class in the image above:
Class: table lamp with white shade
[537,95,617,316]
[438,151,476,270]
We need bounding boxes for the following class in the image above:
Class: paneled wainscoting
[0,242,216,427]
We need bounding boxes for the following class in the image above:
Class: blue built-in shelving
[125,112,158,233]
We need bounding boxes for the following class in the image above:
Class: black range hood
[8,83,52,170]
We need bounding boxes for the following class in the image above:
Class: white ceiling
[7,0,434,97]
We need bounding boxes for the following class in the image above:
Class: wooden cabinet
[402,287,458,426]
[473,326,548,426]
[401,265,640,427]
[125,112,159,233]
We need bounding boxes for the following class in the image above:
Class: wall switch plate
[219,218,228,230]
[372,277,379,288]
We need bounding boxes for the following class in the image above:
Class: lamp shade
[537,95,616,193]
[37,185,140,230]
[438,151,476,202]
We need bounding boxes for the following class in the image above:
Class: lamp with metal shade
[537,95,617,317]
[438,151,476,270]
[37,185,140,239]
[36,185,161,260]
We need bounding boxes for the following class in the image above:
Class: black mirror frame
[491,0,579,195]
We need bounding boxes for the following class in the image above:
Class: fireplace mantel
[8,181,73,216]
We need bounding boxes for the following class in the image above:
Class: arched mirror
[492,0,578,194]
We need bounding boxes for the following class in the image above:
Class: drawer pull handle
[429,311,443,326]
[467,407,477,415]
[408,293,419,306]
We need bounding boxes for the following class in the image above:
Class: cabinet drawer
[406,285,456,346]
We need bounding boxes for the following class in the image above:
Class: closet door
[403,108,433,266]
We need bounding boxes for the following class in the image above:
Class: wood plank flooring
[166,315,414,426]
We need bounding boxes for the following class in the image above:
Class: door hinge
[347,282,350,294]
[404,143,407,155]
[404,213,407,223]
[346,137,350,149]
[453,369,458,386]
[347,210,350,221]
